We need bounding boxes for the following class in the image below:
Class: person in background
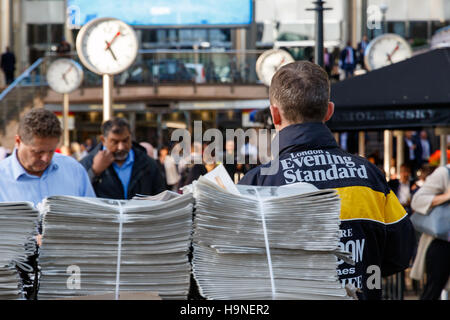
[1,47,16,84]
[56,38,71,57]
[177,142,203,189]
[70,141,88,161]
[340,41,356,79]
[357,35,369,70]
[410,164,450,300]
[84,137,95,153]
[324,48,332,76]
[183,153,218,186]
[80,117,165,199]
[159,145,181,191]
[388,164,415,216]
[139,142,156,159]
[223,139,238,180]
[418,130,432,166]
[403,130,422,176]
[412,164,438,192]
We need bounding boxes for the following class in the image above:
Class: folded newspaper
[0,202,39,300]
[38,194,193,300]
[190,164,354,300]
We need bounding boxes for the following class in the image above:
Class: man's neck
[115,160,125,167]
[16,151,45,177]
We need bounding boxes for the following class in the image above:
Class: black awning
[328,47,450,131]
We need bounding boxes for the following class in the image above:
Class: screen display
[67,0,253,28]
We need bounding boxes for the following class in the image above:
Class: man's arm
[381,190,415,277]
[78,163,96,197]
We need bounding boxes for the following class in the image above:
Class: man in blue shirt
[0,108,95,299]
[80,117,165,199]
[0,108,95,204]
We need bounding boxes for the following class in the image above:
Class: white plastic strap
[115,201,125,300]
[253,187,276,299]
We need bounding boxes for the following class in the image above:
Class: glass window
[387,22,406,37]
[409,21,428,39]
[27,24,47,44]
[156,29,167,42]
[50,24,64,44]
[432,20,449,35]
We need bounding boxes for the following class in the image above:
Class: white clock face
[365,34,412,71]
[256,49,295,86]
[76,18,139,75]
[46,58,83,94]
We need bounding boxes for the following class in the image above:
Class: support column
[384,130,393,180]
[358,131,365,157]
[435,127,449,166]
[394,130,404,178]
[103,74,114,122]
[63,93,70,147]
[129,111,136,140]
[333,132,340,146]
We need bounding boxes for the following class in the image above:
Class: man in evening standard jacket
[238,61,415,300]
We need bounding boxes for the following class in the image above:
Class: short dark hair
[269,61,330,123]
[18,108,62,143]
[101,117,131,137]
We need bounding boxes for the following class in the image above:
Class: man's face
[225,141,234,154]
[16,135,59,176]
[102,128,132,161]
[400,167,411,182]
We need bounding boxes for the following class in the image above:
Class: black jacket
[239,122,415,300]
[80,142,165,199]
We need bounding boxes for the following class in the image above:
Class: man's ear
[14,135,21,148]
[323,102,335,122]
[100,135,105,145]
[270,105,282,126]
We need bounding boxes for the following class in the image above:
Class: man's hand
[36,234,42,247]
[91,149,115,176]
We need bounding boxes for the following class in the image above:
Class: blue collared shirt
[111,148,135,199]
[0,150,96,207]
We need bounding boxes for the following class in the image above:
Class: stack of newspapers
[191,166,352,300]
[38,194,193,300]
[0,202,39,300]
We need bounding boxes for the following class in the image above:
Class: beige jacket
[410,165,450,290]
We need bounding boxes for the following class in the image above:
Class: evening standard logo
[280,149,369,184]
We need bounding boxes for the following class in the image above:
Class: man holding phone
[80,117,165,199]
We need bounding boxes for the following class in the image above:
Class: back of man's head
[18,108,62,143]
[269,61,330,124]
[101,117,131,137]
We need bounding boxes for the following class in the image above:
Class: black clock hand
[105,40,118,61]
[62,73,69,85]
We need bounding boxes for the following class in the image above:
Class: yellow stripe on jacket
[336,186,407,224]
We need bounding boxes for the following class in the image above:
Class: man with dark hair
[239,61,415,300]
[0,108,95,299]
[80,117,165,199]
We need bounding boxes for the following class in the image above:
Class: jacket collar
[277,122,338,157]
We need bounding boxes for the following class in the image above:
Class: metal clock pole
[103,74,114,121]
[307,0,332,68]
[63,92,70,147]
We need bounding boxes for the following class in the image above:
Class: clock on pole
[75,17,139,121]
[256,49,295,87]
[46,58,84,147]
[364,33,412,71]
